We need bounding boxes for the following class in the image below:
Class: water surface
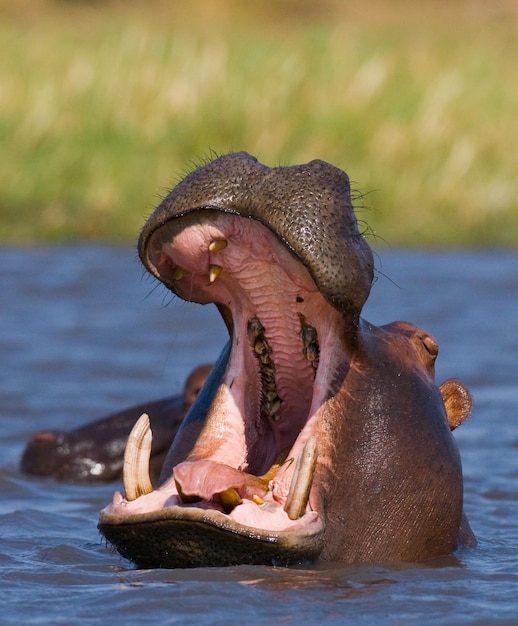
[1,247,517,624]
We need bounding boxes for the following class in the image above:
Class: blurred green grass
[1,0,517,245]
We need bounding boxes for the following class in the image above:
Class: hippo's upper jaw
[99,153,469,568]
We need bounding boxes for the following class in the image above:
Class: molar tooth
[301,325,318,347]
[209,264,223,283]
[262,395,282,418]
[270,398,282,414]
[305,344,320,364]
[248,317,265,337]
[173,266,189,280]
[123,413,154,501]
[284,437,318,520]
[262,358,274,369]
[254,340,266,355]
[208,238,228,252]
[300,322,320,371]
[259,352,272,365]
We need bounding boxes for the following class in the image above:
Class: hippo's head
[99,153,472,568]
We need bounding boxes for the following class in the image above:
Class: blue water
[1,246,517,624]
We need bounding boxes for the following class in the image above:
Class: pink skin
[103,213,347,533]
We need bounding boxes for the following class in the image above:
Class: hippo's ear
[439,378,473,430]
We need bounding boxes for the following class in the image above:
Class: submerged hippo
[99,152,474,568]
[21,365,211,483]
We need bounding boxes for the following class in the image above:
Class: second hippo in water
[99,152,474,568]
[21,365,211,484]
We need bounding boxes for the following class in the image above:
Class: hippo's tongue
[173,459,269,505]
[122,413,318,522]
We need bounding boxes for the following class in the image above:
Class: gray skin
[98,152,474,569]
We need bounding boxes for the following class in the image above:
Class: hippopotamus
[98,152,474,568]
[21,365,211,483]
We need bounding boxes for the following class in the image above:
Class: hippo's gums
[21,365,211,483]
[98,152,475,568]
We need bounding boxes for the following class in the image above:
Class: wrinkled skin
[21,365,211,483]
[99,152,475,568]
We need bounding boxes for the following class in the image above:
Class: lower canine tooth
[123,413,154,501]
[284,436,318,520]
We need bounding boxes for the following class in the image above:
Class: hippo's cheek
[98,211,352,568]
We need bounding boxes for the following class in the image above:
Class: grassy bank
[1,0,517,245]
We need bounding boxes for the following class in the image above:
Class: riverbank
[1,0,516,245]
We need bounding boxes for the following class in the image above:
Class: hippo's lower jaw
[99,502,325,569]
[98,210,351,568]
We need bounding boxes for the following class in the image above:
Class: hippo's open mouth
[98,153,472,568]
[99,207,354,567]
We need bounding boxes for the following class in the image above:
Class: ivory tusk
[284,436,318,520]
[123,413,154,501]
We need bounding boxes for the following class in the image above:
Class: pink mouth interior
[103,211,347,533]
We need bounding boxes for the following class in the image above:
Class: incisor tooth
[123,413,154,501]
[209,264,223,283]
[208,238,228,252]
[284,436,318,520]
[219,487,242,511]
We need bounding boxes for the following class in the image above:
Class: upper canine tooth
[209,264,223,283]
[173,266,189,280]
[284,436,318,520]
[208,239,228,252]
[123,413,154,501]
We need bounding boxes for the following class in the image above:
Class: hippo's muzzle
[99,153,472,568]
